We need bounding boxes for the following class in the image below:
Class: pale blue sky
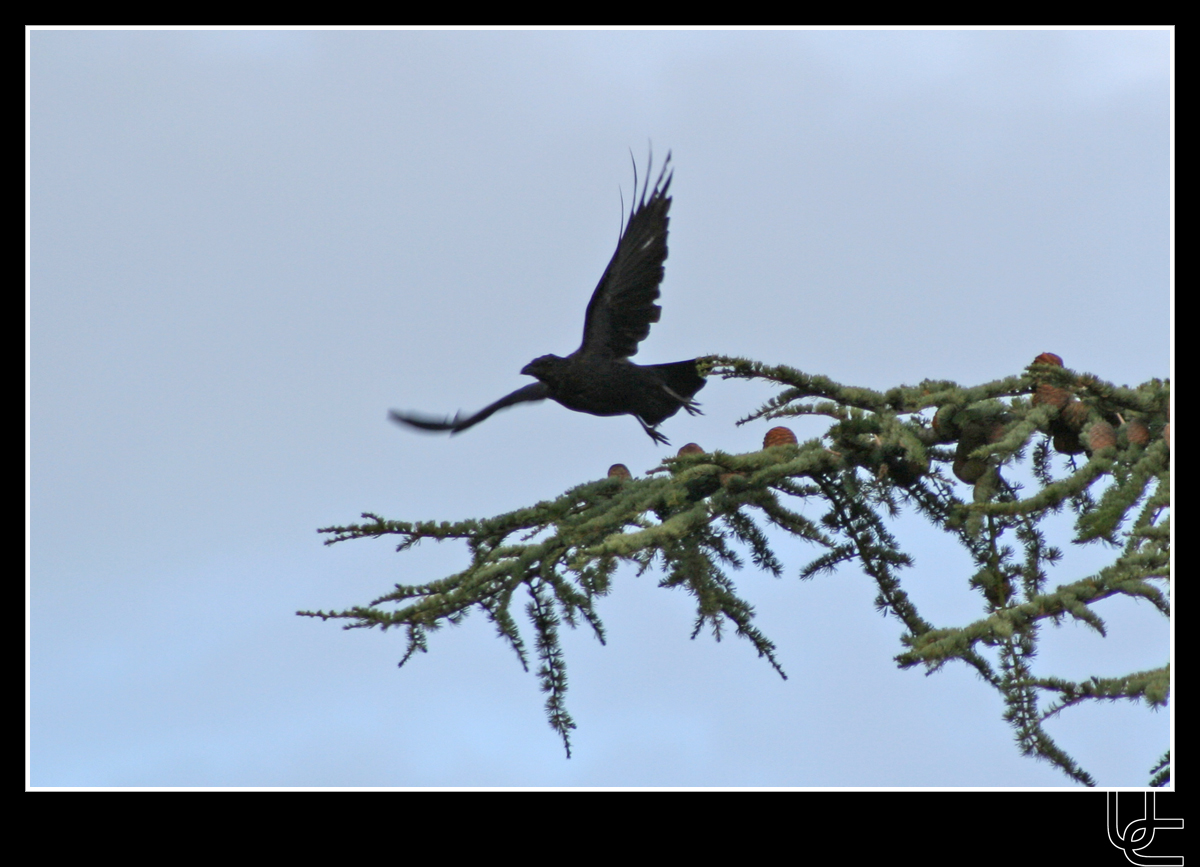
[30,28,1171,786]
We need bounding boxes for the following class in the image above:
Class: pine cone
[763,426,798,448]
[607,463,632,480]
[676,443,705,456]
[952,417,1006,484]
[1032,352,1064,367]
[1061,400,1090,431]
[1122,418,1151,447]
[953,456,989,484]
[1085,421,1117,452]
[1032,383,1071,410]
[882,449,925,486]
[1052,430,1085,455]
[932,406,960,440]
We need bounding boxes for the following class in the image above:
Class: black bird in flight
[389,153,705,445]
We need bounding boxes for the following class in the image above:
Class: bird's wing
[389,382,550,434]
[578,152,672,360]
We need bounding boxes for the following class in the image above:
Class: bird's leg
[661,384,704,416]
[636,415,670,445]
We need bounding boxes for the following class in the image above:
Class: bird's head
[521,354,567,383]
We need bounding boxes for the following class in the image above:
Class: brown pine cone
[1060,400,1090,431]
[1085,421,1117,452]
[763,426,798,448]
[607,463,632,480]
[1032,352,1064,367]
[1122,418,1151,447]
[1032,383,1071,409]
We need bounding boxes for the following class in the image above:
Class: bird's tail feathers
[649,358,707,402]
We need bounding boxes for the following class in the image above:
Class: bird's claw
[662,383,702,416]
[636,415,671,445]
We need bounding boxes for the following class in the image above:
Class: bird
[389,152,705,446]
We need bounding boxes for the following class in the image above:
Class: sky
[29,28,1171,787]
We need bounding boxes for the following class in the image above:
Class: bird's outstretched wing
[578,152,673,360]
[389,382,550,434]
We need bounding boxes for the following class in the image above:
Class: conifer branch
[304,354,1169,783]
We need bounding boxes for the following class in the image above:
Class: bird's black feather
[579,156,672,360]
[388,383,550,434]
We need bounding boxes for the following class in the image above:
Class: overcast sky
[29,28,1171,787]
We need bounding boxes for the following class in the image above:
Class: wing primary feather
[618,184,626,242]
[577,150,673,360]
[629,147,639,219]
[641,141,652,207]
[389,382,550,434]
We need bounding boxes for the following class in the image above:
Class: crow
[389,152,705,445]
